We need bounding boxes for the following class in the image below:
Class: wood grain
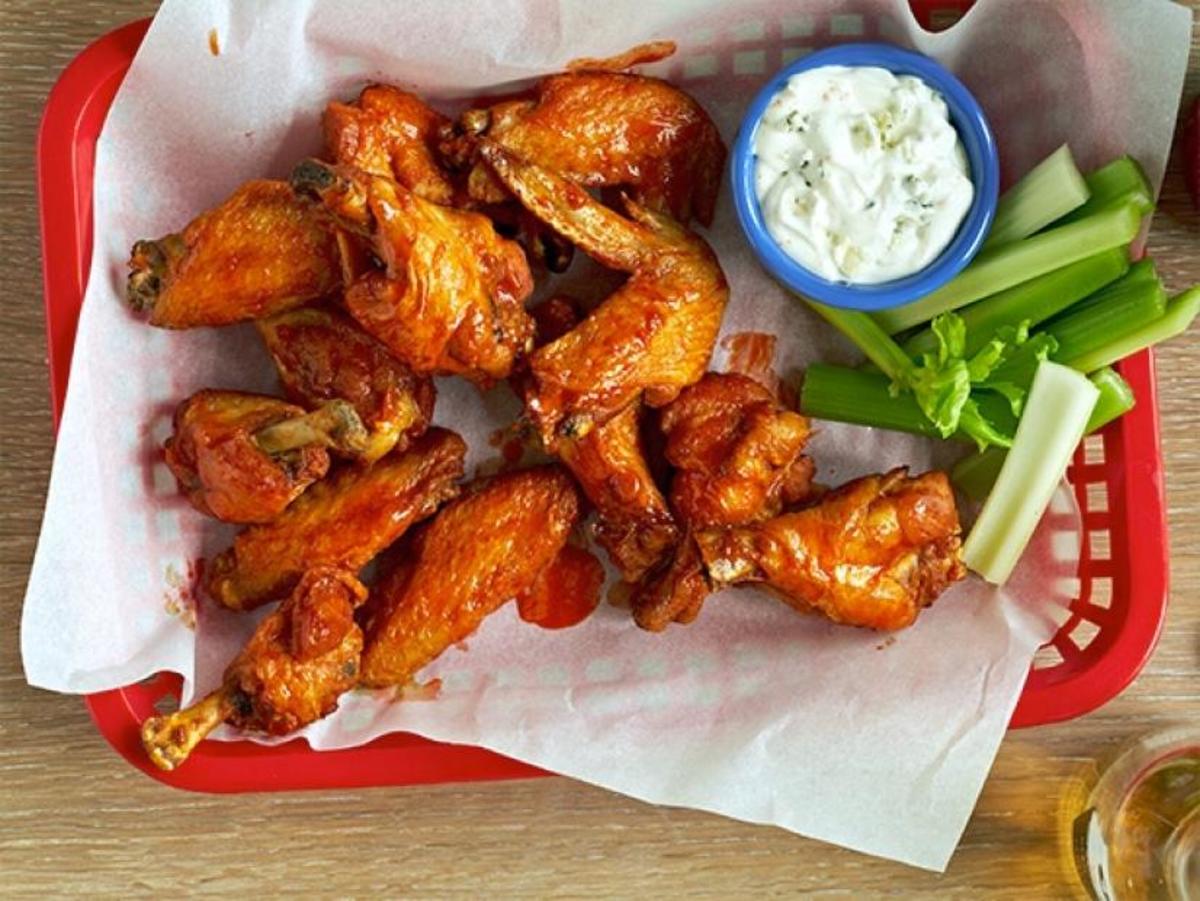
[2,2,1198,896]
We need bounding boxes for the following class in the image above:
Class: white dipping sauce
[754,65,974,285]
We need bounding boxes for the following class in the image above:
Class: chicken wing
[558,403,679,582]
[695,469,966,631]
[481,144,728,446]
[450,42,725,226]
[662,373,814,527]
[257,306,436,464]
[324,83,459,205]
[127,180,341,328]
[206,427,466,611]
[632,372,816,630]
[141,567,367,770]
[359,466,580,687]
[291,160,535,384]
[164,390,367,524]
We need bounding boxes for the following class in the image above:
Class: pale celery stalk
[962,362,1099,584]
[952,368,1135,501]
[900,248,1129,359]
[873,203,1143,334]
[1062,286,1200,373]
[983,145,1089,250]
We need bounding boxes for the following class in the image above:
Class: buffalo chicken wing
[142,567,367,770]
[482,144,728,446]
[451,42,725,226]
[696,469,966,631]
[206,428,466,611]
[128,180,341,328]
[359,466,580,687]
[292,160,535,384]
[558,403,678,582]
[257,306,436,464]
[324,84,459,205]
[633,372,816,630]
[164,389,368,523]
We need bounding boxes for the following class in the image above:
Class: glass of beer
[1073,725,1199,899]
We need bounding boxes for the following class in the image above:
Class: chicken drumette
[291,160,535,385]
[206,428,466,611]
[127,181,341,328]
[447,42,725,227]
[481,143,728,447]
[141,567,368,771]
[164,389,368,524]
[324,83,460,205]
[632,372,816,629]
[359,466,580,687]
[697,469,967,631]
[257,306,436,464]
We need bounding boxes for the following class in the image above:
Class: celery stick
[1047,278,1166,366]
[983,145,1089,250]
[873,203,1143,334]
[900,249,1129,359]
[800,365,943,437]
[1063,286,1200,373]
[952,368,1135,500]
[1058,156,1154,225]
[962,362,1099,584]
[806,302,912,380]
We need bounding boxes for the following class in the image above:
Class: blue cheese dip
[753,65,974,284]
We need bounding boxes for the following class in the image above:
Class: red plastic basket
[36,4,1169,793]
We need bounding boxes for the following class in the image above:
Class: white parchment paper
[22,0,1191,870]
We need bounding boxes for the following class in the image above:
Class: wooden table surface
[2,2,1198,896]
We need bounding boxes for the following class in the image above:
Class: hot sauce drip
[723,331,780,396]
[515,545,605,629]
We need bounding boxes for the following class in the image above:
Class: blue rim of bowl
[730,42,1000,312]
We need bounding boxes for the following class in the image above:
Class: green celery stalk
[800,365,943,438]
[952,368,1135,500]
[900,248,1129,359]
[1047,278,1166,366]
[1063,286,1200,373]
[1058,156,1154,225]
[962,362,1099,584]
[983,145,1089,249]
[806,303,912,380]
[800,366,1019,446]
[873,203,1143,334]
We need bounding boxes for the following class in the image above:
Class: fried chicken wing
[558,403,679,582]
[206,427,466,611]
[359,466,580,687]
[257,306,436,464]
[142,567,367,771]
[127,180,340,328]
[695,469,966,631]
[481,144,728,446]
[452,42,725,226]
[292,160,535,384]
[164,389,368,523]
[324,84,459,205]
[632,372,816,630]
[662,373,814,527]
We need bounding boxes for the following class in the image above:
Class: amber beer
[1073,728,1199,899]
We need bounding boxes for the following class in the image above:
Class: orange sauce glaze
[516,545,605,629]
